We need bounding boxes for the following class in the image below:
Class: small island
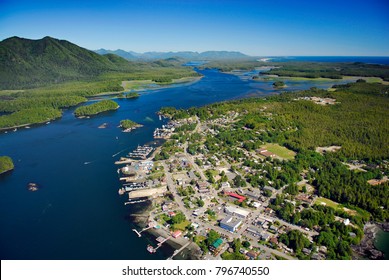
[273,81,286,88]
[118,92,140,99]
[120,119,143,132]
[0,156,14,174]
[74,100,119,117]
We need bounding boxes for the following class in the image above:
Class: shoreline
[130,204,202,260]
[0,116,60,132]
[121,76,203,94]
[352,222,386,259]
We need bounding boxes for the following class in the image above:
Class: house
[168,211,176,217]
[191,223,199,229]
[296,193,313,204]
[263,186,275,193]
[302,248,312,255]
[260,232,270,241]
[172,230,182,238]
[269,225,278,232]
[246,251,259,260]
[220,216,243,232]
[258,148,276,158]
[269,237,278,245]
[319,246,327,254]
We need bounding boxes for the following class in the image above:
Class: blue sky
[0,0,388,56]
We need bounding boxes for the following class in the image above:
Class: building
[246,251,259,260]
[246,226,261,236]
[244,190,261,200]
[224,206,250,219]
[224,191,246,202]
[252,201,261,208]
[220,216,243,232]
[258,148,276,158]
[172,230,182,238]
[221,182,230,188]
[209,238,223,252]
[188,171,196,180]
[259,232,270,241]
[263,186,275,193]
[168,211,176,217]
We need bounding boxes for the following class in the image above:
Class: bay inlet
[0,68,357,259]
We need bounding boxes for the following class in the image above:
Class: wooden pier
[167,241,192,260]
[132,222,156,237]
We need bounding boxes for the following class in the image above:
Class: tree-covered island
[118,92,140,99]
[74,100,119,117]
[273,81,286,88]
[0,156,14,174]
[119,119,142,132]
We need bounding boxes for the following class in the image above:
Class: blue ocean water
[262,56,389,65]
[0,68,366,259]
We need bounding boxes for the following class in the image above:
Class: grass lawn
[315,197,358,216]
[173,220,190,231]
[262,143,296,160]
[315,197,339,208]
[122,80,155,90]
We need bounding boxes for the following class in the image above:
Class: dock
[132,222,156,237]
[128,186,167,199]
[167,242,192,260]
[115,158,134,165]
[146,236,172,253]
[124,199,148,205]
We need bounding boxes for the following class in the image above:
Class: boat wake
[112,148,127,157]
[84,161,94,165]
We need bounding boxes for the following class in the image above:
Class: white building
[224,206,250,219]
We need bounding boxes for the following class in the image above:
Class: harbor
[128,145,153,159]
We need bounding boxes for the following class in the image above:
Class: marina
[128,145,154,159]
[153,122,176,139]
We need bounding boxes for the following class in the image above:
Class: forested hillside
[0,36,133,89]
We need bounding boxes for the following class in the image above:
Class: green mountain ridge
[0,36,132,89]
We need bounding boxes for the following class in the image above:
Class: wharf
[167,242,192,260]
[115,158,134,165]
[128,186,167,199]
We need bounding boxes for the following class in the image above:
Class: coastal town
[114,97,388,260]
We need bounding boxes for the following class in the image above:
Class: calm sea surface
[0,67,374,259]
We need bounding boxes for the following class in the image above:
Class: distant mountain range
[0,36,134,89]
[94,49,250,61]
[0,35,250,89]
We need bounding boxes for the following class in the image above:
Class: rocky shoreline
[352,222,387,260]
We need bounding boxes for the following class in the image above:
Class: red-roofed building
[168,211,176,217]
[224,191,246,203]
[172,230,182,238]
[258,148,275,158]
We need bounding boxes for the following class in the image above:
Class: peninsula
[118,80,388,260]
[0,156,14,174]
